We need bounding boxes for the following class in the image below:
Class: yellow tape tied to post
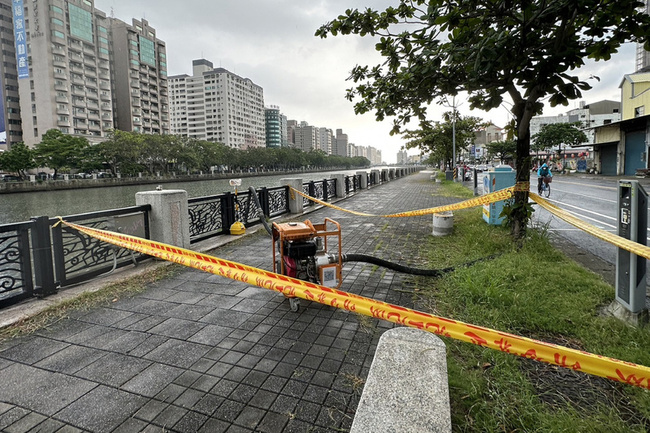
[56,219,650,390]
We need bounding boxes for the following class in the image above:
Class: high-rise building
[636,0,650,72]
[108,18,168,135]
[15,0,115,146]
[294,122,318,152]
[318,127,332,154]
[0,0,22,148]
[333,128,348,157]
[265,105,282,148]
[169,59,265,149]
[5,0,168,147]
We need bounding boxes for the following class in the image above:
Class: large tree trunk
[511,105,534,240]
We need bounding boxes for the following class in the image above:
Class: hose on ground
[339,253,498,277]
[249,186,273,236]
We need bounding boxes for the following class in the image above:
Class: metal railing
[0,168,416,308]
[0,205,151,308]
[189,185,290,243]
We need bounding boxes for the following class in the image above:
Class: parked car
[2,174,21,182]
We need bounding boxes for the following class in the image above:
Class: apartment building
[265,105,285,148]
[14,0,115,145]
[109,17,168,135]
[317,127,332,154]
[293,121,318,152]
[332,128,348,157]
[169,59,265,149]
[0,0,22,148]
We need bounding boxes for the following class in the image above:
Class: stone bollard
[350,328,451,433]
[356,171,368,189]
[331,173,346,198]
[281,178,304,214]
[135,189,191,249]
[432,211,454,236]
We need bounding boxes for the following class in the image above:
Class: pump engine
[272,218,342,311]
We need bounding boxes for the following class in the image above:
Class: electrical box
[616,180,648,313]
[482,165,516,225]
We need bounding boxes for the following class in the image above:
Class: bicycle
[537,176,551,197]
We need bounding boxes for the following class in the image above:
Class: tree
[532,122,588,170]
[402,111,483,168]
[317,0,650,238]
[94,130,144,175]
[0,143,35,179]
[485,140,517,164]
[33,130,90,177]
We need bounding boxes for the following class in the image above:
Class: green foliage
[532,122,589,155]
[485,140,517,163]
[317,0,650,238]
[403,111,484,167]
[9,130,370,177]
[0,142,36,178]
[33,129,90,176]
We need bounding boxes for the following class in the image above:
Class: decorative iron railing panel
[303,183,311,207]
[51,206,151,287]
[326,179,336,199]
[0,221,34,307]
[189,195,224,242]
[267,186,289,217]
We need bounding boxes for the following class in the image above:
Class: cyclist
[537,163,552,194]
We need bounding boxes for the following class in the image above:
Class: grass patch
[0,264,181,341]
[438,180,475,198]
[414,200,650,432]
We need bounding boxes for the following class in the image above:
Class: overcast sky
[94,0,638,163]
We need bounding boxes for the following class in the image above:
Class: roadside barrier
[55,217,650,390]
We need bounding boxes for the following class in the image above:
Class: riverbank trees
[0,130,372,178]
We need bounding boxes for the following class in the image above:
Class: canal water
[0,170,368,225]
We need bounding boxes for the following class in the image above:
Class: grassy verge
[0,264,181,341]
[414,186,650,432]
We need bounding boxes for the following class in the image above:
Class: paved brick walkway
[0,171,459,433]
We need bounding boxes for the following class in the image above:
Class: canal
[0,169,367,225]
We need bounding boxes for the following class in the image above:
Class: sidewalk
[0,171,465,433]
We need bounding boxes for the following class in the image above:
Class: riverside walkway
[0,171,462,432]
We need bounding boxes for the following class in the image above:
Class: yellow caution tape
[291,182,529,218]
[531,193,650,260]
[57,218,650,390]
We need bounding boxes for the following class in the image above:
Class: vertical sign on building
[12,0,29,79]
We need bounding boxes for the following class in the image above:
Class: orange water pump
[272,218,342,311]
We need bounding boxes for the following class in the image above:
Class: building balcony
[87,100,99,109]
[130,80,140,88]
[131,88,140,96]
[54,83,68,92]
[85,68,97,78]
[53,59,67,68]
[56,107,70,115]
[83,45,95,56]
[88,123,101,131]
[100,82,110,91]
[100,93,111,101]
[71,76,84,85]
[101,103,112,111]
[71,87,85,96]
[54,72,68,80]
[131,99,141,107]
[52,45,66,56]
[101,112,112,120]
[68,43,82,53]
[55,95,69,104]
[57,119,71,127]
[88,111,100,120]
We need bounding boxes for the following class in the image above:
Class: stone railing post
[381,168,389,182]
[331,173,346,198]
[351,328,451,433]
[135,189,191,248]
[281,178,304,214]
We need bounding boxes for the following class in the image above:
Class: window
[50,5,63,14]
[51,18,64,26]
[635,106,645,117]
[52,30,65,39]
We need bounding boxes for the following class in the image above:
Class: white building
[169,59,265,149]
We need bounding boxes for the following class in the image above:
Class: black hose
[249,186,273,236]
[340,253,498,277]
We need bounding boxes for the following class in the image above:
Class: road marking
[545,197,616,221]
[552,180,616,191]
